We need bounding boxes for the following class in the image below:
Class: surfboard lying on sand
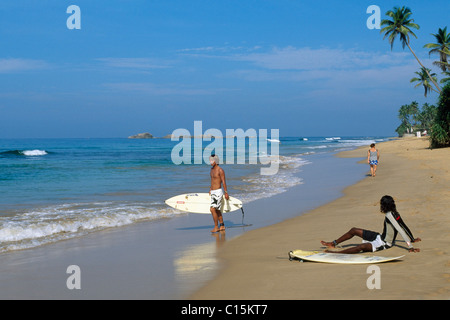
[289,250,405,264]
[165,193,243,214]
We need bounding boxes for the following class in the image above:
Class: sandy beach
[0,142,365,300]
[190,137,450,300]
[0,137,447,300]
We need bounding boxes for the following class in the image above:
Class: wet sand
[190,137,450,300]
[1,137,447,300]
[0,149,366,299]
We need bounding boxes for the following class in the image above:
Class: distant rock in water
[128,132,153,139]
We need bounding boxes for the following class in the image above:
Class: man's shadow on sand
[175,220,252,231]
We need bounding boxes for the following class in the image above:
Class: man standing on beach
[209,154,229,233]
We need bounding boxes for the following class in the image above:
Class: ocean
[0,136,389,254]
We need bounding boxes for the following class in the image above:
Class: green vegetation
[395,101,437,137]
[410,67,438,97]
[430,83,450,148]
[381,6,442,94]
[381,6,450,148]
[424,27,450,73]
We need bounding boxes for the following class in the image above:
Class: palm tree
[417,102,437,131]
[381,6,442,94]
[410,67,438,97]
[424,27,450,72]
[408,101,420,127]
[441,70,450,84]
[398,104,411,134]
[398,101,419,134]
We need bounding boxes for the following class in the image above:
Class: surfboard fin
[288,251,304,262]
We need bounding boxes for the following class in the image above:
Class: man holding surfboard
[209,154,229,233]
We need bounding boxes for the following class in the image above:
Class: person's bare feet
[320,240,335,248]
[211,223,225,233]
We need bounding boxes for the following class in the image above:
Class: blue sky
[0,0,449,138]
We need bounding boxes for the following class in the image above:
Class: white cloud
[102,82,218,96]
[206,46,425,94]
[178,45,262,54]
[0,58,49,73]
[96,57,172,69]
[178,46,218,53]
[180,45,412,70]
[180,45,420,87]
[230,46,411,71]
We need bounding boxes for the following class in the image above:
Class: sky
[0,0,449,138]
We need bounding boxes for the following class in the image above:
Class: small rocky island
[128,132,153,139]
[128,132,218,139]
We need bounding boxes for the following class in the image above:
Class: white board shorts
[210,189,223,210]
[362,234,390,252]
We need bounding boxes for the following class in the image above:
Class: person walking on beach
[321,195,421,254]
[367,143,379,177]
[209,154,229,233]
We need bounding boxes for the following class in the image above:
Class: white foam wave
[336,139,379,148]
[325,137,341,141]
[0,202,182,253]
[304,138,388,153]
[22,150,48,156]
[235,155,310,203]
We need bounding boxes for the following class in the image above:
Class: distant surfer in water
[209,154,229,233]
[321,195,421,254]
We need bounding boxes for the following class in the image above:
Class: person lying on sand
[321,195,421,254]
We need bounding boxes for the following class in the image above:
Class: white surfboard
[289,250,405,264]
[165,193,243,214]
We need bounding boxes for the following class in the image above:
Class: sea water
[0,136,388,253]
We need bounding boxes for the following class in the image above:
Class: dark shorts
[362,229,391,252]
[362,229,379,242]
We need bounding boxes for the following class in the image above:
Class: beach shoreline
[0,137,447,300]
[190,137,450,300]
[0,140,371,299]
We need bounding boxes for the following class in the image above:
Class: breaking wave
[1,149,49,157]
[0,202,183,253]
[234,154,310,203]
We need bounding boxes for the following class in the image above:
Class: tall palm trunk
[406,41,442,94]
